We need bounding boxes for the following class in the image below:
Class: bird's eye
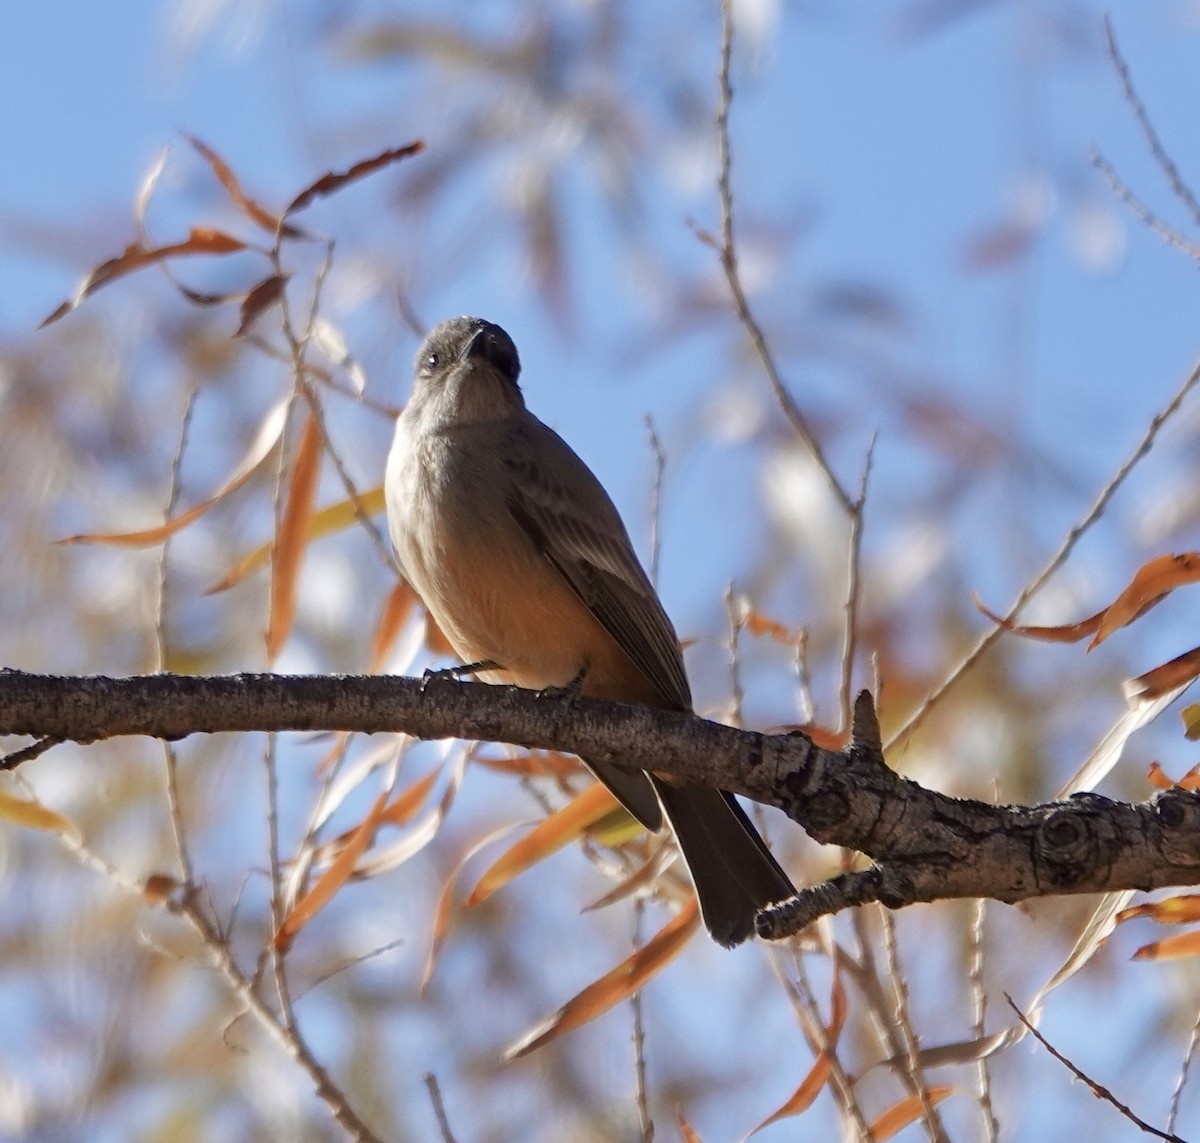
[424,352,440,371]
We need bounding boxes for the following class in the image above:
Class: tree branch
[3,669,1198,939]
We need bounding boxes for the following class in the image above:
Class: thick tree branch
[2,669,1198,939]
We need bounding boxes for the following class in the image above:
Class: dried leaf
[1182,704,1200,741]
[1147,761,1200,790]
[184,133,303,237]
[1127,646,1200,702]
[350,748,467,879]
[311,315,368,394]
[134,147,170,228]
[745,607,803,644]
[1092,552,1200,648]
[266,410,322,662]
[420,822,527,995]
[41,228,249,327]
[467,782,623,907]
[1118,896,1200,926]
[207,483,386,593]
[869,1088,955,1141]
[275,789,389,951]
[504,899,701,1059]
[749,1057,831,1133]
[674,1108,704,1143]
[235,273,288,338]
[285,140,425,215]
[1056,656,1198,796]
[1132,929,1200,961]
[371,580,419,671]
[974,595,1105,644]
[961,218,1035,271]
[750,955,848,1133]
[0,789,77,837]
[61,397,287,547]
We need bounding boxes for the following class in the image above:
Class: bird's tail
[653,779,797,947]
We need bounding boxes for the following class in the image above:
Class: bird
[384,316,796,946]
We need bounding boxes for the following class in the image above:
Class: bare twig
[838,437,875,733]
[156,384,198,887]
[715,0,852,515]
[424,1072,459,1143]
[889,351,1200,749]
[643,414,666,588]
[968,898,999,1142]
[880,909,950,1143]
[631,900,654,1143]
[1168,1001,1200,1136]
[1091,149,1200,260]
[1103,16,1200,230]
[1006,994,1188,1142]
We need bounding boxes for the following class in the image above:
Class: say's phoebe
[385,316,796,946]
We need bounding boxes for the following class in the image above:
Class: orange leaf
[674,1108,704,1143]
[285,140,426,215]
[41,228,250,326]
[60,396,288,549]
[1127,646,1200,702]
[235,273,288,338]
[750,1056,831,1133]
[0,789,77,837]
[370,580,418,672]
[750,954,848,1133]
[1118,895,1200,926]
[266,410,322,662]
[973,595,1105,644]
[207,484,386,593]
[1132,929,1200,961]
[274,789,389,951]
[377,768,440,828]
[466,782,623,907]
[420,822,527,995]
[184,133,303,237]
[869,1087,955,1141]
[1146,761,1200,791]
[504,898,701,1059]
[745,608,802,644]
[1092,552,1200,649]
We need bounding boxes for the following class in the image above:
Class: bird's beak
[466,325,495,365]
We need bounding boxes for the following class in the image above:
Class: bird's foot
[536,665,588,703]
[420,660,499,692]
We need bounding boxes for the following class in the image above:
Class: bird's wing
[503,418,692,712]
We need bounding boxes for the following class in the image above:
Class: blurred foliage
[2,1,1200,1141]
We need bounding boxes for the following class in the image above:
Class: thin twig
[879,908,950,1143]
[968,898,999,1143]
[724,583,746,728]
[1006,994,1188,1142]
[631,899,654,1143]
[156,384,198,887]
[1091,149,1200,260]
[643,414,666,588]
[52,824,384,1140]
[715,0,852,514]
[838,437,875,733]
[1103,16,1200,230]
[783,947,873,1139]
[1168,1001,1200,1135]
[889,352,1200,749]
[0,736,59,768]
[424,1072,459,1143]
